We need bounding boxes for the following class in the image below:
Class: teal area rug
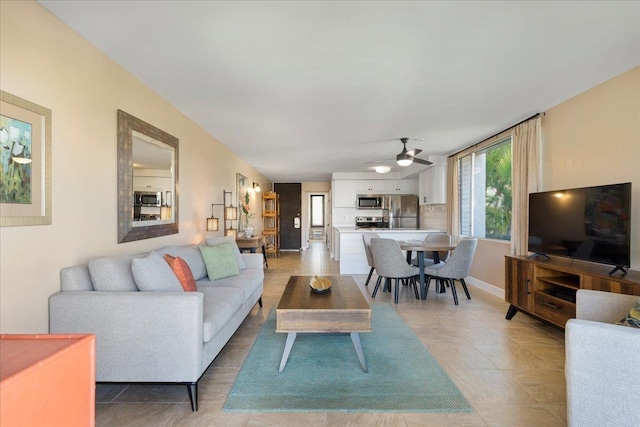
[224,304,472,412]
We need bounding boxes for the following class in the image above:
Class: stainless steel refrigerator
[387,195,419,229]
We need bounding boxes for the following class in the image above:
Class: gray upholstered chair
[362,232,380,287]
[411,233,452,267]
[565,290,639,427]
[422,238,477,305]
[370,238,420,304]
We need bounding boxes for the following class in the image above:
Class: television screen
[528,182,632,269]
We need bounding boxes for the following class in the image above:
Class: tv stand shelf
[505,255,640,328]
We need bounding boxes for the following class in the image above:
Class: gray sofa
[49,238,264,411]
[565,289,639,427]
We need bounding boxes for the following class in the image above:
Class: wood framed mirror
[117,110,178,243]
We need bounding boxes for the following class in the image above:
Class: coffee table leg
[350,333,368,373]
[278,332,297,372]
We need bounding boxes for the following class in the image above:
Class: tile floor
[95,242,568,426]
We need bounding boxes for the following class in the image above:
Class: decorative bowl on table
[310,275,332,294]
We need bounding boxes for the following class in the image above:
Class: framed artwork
[0,90,52,226]
[237,173,251,227]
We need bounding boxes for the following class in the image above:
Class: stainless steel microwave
[356,195,386,209]
[134,191,162,207]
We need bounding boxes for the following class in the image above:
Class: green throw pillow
[199,242,240,281]
[617,297,640,328]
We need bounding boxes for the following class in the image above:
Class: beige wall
[469,66,640,291]
[0,1,270,332]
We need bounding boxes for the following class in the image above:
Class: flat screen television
[528,182,632,275]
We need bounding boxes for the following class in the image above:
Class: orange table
[1,334,96,426]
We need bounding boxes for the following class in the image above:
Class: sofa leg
[258,297,263,308]
[187,382,198,411]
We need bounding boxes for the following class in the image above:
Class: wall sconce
[253,182,261,192]
[206,190,235,232]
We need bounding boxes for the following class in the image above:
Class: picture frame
[237,172,251,227]
[0,90,52,227]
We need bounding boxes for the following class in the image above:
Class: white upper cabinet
[332,180,357,207]
[133,175,170,192]
[356,180,385,193]
[384,179,417,194]
[419,165,447,205]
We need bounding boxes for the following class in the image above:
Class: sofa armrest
[565,318,640,427]
[49,291,204,383]
[575,289,637,323]
[242,253,264,269]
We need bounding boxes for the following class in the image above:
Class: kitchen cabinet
[134,175,170,192]
[419,165,447,205]
[384,179,417,194]
[332,180,357,208]
[356,180,385,193]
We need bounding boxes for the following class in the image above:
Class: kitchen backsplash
[419,204,447,231]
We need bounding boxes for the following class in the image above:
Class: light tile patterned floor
[95,242,567,426]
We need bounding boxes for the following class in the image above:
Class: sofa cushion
[205,236,247,270]
[617,297,640,328]
[200,287,245,343]
[132,252,183,292]
[196,268,263,300]
[200,243,240,280]
[164,254,197,292]
[157,245,208,281]
[88,255,138,291]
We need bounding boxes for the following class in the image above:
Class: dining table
[398,241,456,300]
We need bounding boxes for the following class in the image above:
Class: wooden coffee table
[276,275,371,372]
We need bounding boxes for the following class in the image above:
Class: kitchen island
[333,227,445,274]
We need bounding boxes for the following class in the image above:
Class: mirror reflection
[132,131,174,226]
[117,109,178,243]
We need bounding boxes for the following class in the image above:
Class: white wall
[0,1,270,332]
[468,66,640,291]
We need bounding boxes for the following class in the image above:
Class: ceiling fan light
[397,158,413,167]
[375,166,391,174]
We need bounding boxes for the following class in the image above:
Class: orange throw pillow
[163,254,197,292]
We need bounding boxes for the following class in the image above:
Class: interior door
[275,183,302,250]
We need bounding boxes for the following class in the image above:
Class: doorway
[309,194,325,241]
[274,183,302,250]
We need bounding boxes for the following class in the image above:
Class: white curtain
[446,155,460,243]
[511,116,541,255]
[446,115,541,250]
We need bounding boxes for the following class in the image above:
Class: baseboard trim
[465,276,505,300]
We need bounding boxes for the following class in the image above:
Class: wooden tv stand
[505,255,640,328]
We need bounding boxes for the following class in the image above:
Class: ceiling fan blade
[413,158,433,165]
[406,148,422,157]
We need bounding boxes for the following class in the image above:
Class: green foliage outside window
[484,142,512,240]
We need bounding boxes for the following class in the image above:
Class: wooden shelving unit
[262,191,280,257]
[505,255,640,328]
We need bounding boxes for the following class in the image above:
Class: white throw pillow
[131,252,183,292]
[88,255,138,291]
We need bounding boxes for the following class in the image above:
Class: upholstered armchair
[565,289,639,427]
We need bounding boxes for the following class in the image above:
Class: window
[458,137,512,241]
[310,195,324,227]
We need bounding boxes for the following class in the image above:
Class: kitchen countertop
[334,227,444,233]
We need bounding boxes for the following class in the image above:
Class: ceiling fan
[395,138,432,166]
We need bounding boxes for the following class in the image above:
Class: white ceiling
[39,1,640,182]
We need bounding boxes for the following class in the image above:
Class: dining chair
[362,232,380,287]
[422,238,478,305]
[410,233,452,267]
[370,238,420,304]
